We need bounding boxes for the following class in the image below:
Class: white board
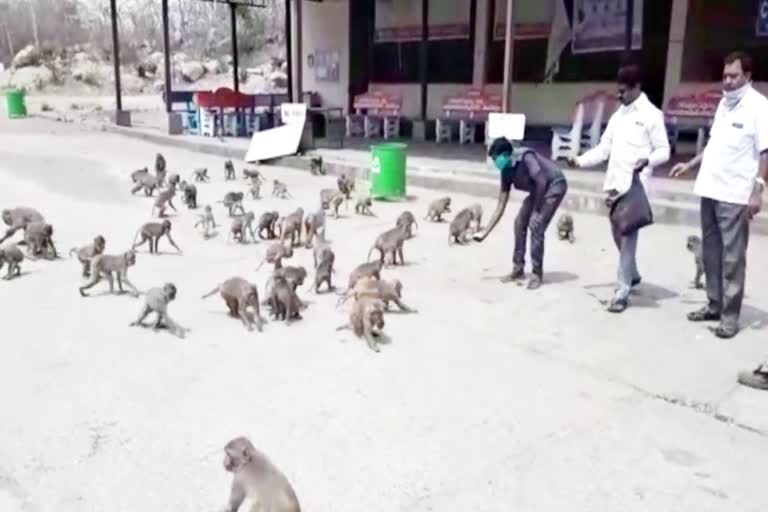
[280,103,307,125]
[244,122,305,163]
[487,113,526,141]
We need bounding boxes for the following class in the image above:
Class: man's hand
[747,185,763,220]
[472,231,486,243]
[633,158,649,174]
[669,162,690,178]
[566,157,579,168]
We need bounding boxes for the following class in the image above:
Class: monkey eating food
[448,208,475,246]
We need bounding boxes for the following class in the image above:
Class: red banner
[442,89,502,119]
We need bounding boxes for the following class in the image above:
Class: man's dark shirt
[500,149,566,196]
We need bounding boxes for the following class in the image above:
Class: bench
[346,91,402,139]
[437,89,502,144]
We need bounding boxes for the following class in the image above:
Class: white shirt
[576,92,670,195]
[694,85,768,205]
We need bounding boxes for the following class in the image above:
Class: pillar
[501,0,515,112]
[291,0,303,103]
[662,0,689,108]
[472,0,490,87]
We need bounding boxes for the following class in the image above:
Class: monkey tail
[366,245,376,262]
[131,228,143,247]
[255,258,266,272]
[201,285,220,299]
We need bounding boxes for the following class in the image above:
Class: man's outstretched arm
[474,191,509,242]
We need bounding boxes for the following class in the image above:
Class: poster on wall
[374,0,471,42]
[572,0,643,54]
[493,0,554,40]
[758,0,768,37]
[309,50,340,82]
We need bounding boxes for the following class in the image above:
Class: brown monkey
[154,153,167,187]
[180,181,197,209]
[220,436,301,512]
[69,235,106,278]
[469,203,483,231]
[448,208,475,245]
[337,260,383,307]
[268,275,305,323]
[257,211,280,240]
[202,277,266,332]
[230,212,257,244]
[337,297,386,352]
[132,220,182,254]
[224,159,236,181]
[395,210,418,238]
[151,183,178,218]
[0,207,44,244]
[330,194,347,219]
[0,244,33,280]
[280,208,304,247]
[687,235,704,289]
[272,179,291,199]
[367,226,408,266]
[249,176,262,200]
[319,188,338,210]
[425,197,451,222]
[303,209,326,249]
[557,213,575,243]
[130,167,149,183]
[79,251,139,297]
[274,265,307,290]
[130,173,159,196]
[310,156,324,175]
[220,191,246,217]
[255,242,294,271]
[130,283,188,338]
[195,205,217,238]
[340,276,415,312]
[311,244,335,293]
[23,222,57,259]
[167,173,181,187]
[192,168,210,182]
[355,197,375,216]
[337,174,355,199]
[243,167,263,181]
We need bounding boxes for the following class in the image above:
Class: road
[1,117,767,512]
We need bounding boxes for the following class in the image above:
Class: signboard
[758,0,768,36]
[487,113,527,141]
[279,103,307,126]
[374,0,471,42]
[664,88,722,118]
[244,123,304,163]
[353,91,402,114]
[572,0,643,54]
[308,49,339,82]
[442,89,502,119]
[493,0,555,40]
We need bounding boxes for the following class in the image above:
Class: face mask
[493,154,513,172]
[723,82,749,107]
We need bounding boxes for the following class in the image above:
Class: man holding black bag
[569,64,670,313]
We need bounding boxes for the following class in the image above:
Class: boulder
[149,51,165,68]
[269,70,288,89]
[203,59,221,75]
[7,66,53,90]
[72,52,91,64]
[121,74,146,94]
[12,45,41,68]
[72,61,103,86]
[180,61,205,82]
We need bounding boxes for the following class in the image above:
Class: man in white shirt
[671,52,768,342]
[569,64,671,313]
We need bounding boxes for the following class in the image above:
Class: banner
[545,0,572,81]
[758,0,768,37]
[493,0,554,40]
[572,0,643,54]
[374,0,471,42]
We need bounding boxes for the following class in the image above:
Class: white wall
[300,0,350,113]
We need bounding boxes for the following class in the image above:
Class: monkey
[268,275,304,323]
[151,183,178,218]
[0,207,45,244]
[130,283,188,338]
[23,222,57,259]
[132,219,182,254]
[557,213,575,243]
[272,179,291,199]
[319,188,339,210]
[329,194,347,219]
[303,209,326,249]
[355,197,375,216]
[274,265,307,291]
[192,167,210,183]
[79,250,139,297]
[167,173,181,187]
[194,205,217,238]
[230,212,257,244]
[337,174,354,199]
[310,156,324,176]
[255,242,294,271]
[367,226,408,266]
[202,277,266,332]
[220,436,301,512]
[257,211,280,240]
[280,208,304,247]
[395,210,418,239]
[310,244,335,293]
[180,181,197,209]
[219,191,246,217]
[249,176,262,200]
[224,159,236,181]
[0,244,33,280]
[424,197,452,222]
[336,297,387,353]
[154,153,167,187]
[130,173,159,196]
[336,260,383,306]
[243,167,263,181]
[69,235,106,278]
[130,167,149,183]
[469,203,483,231]
[448,208,475,246]
[339,276,415,313]
[686,235,704,289]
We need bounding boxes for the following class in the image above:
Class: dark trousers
[513,182,567,276]
[700,197,750,327]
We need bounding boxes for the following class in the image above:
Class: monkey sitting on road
[448,208,475,246]
[310,156,324,175]
[130,283,188,339]
[132,220,182,254]
[79,251,139,297]
[180,181,197,209]
[0,207,44,244]
[310,244,335,293]
[469,203,483,231]
[0,244,33,280]
[220,436,302,512]
[23,222,57,259]
[255,242,294,271]
[151,183,178,218]
[355,197,375,216]
[395,211,418,239]
[424,197,452,222]
[557,213,575,243]
[154,152,168,187]
[192,167,210,183]
[195,205,217,239]
[224,159,236,181]
[272,179,291,199]
[69,235,106,278]
[368,226,408,266]
[202,277,266,332]
[268,275,305,324]
[686,235,704,289]
[337,297,387,353]
[230,212,257,244]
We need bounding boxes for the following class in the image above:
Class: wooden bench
[664,88,721,155]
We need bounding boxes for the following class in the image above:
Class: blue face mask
[493,153,514,172]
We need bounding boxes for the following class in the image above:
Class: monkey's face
[686,235,701,251]
[245,289,260,310]
[368,309,385,332]
[1,211,10,226]
[164,283,177,301]
[223,448,249,473]
[43,224,53,236]
[162,220,172,231]
[94,236,106,250]
[125,251,137,266]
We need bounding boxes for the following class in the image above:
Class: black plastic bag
[609,173,654,236]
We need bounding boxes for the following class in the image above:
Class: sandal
[711,324,739,339]
[737,366,768,390]
[500,267,525,283]
[607,299,628,313]
[687,307,721,322]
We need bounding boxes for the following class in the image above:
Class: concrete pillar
[291,0,303,103]
[662,0,689,107]
[501,0,515,112]
[472,0,490,87]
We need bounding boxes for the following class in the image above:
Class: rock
[173,52,188,65]
[7,66,53,90]
[12,45,41,68]
[269,70,288,89]
[180,61,205,82]
[72,52,91,64]
[203,59,221,75]
[72,61,102,86]
[149,51,164,68]
[121,74,146,94]
[153,80,165,93]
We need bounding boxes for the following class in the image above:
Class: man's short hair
[617,64,642,88]
[724,51,753,75]
[488,137,513,158]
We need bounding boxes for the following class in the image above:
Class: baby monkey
[557,213,575,243]
[686,234,704,289]
[195,205,217,239]
[130,283,188,339]
[69,235,106,278]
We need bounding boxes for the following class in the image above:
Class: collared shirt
[694,85,768,205]
[576,92,670,195]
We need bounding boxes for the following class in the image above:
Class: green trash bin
[370,142,407,200]
[6,89,27,119]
